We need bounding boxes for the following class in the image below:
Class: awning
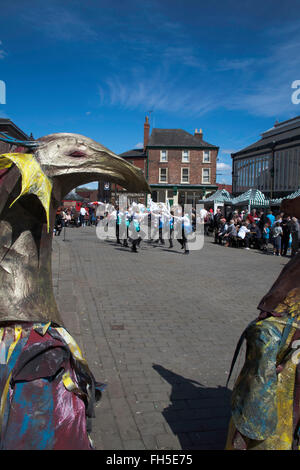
[230,189,270,207]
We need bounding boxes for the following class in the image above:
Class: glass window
[202,168,210,183]
[203,150,210,163]
[160,150,168,162]
[181,167,189,183]
[182,150,189,162]
[159,168,168,182]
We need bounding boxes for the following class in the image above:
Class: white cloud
[0,40,6,59]
[217,162,232,172]
[23,6,98,42]
[135,142,143,148]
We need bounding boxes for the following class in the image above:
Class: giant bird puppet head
[0,132,150,325]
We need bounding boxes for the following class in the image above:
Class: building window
[159,167,168,183]
[203,150,210,163]
[202,168,210,184]
[181,167,189,183]
[160,150,168,162]
[182,150,190,162]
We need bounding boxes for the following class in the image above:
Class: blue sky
[0,0,300,185]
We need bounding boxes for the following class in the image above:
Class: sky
[0,0,300,186]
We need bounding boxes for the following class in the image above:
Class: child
[262,223,270,252]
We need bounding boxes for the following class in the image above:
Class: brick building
[119,117,218,206]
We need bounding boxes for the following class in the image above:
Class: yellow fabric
[6,326,22,363]
[0,153,52,232]
[55,327,87,365]
[0,372,12,435]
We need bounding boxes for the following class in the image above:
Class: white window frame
[181,167,189,183]
[160,149,168,162]
[203,150,211,163]
[202,168,211,184]
[159,167,168,183]
[182,150,190,163]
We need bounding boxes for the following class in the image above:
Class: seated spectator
[237,222,251,249]
[216,218,228,245]
[246,222,262,249]
[223,220,237,247]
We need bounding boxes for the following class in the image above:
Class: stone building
[232,116,300,198]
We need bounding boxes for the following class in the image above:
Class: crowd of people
[54,205,98,235]
[205,207,300,257]
[54,201,194,254]
[54,201,300,258]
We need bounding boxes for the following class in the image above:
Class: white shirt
[238,226,250,239]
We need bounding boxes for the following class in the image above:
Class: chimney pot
[194,128,203,139]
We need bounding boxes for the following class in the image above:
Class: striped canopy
[203,189,232,203]
[270,188,300,205]
[231,189,270,207]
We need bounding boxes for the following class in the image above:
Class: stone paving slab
[52,227,290,450]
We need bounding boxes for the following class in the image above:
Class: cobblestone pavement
[52,227,289,450]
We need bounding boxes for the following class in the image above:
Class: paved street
[52,227,289,450]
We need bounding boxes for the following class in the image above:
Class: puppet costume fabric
[226,253,300,450]
[0,321,104,450]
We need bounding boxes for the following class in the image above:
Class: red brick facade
[148,148,217,186]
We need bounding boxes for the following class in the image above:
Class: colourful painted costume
[0,132,149,449]
[226,251,300,450]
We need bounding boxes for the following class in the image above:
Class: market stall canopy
[230,189,270,207]
[199,189,232,204]
[63,190,85,202]
[270,188,300,205]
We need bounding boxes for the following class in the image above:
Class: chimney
[194,128,203,139]
[144,116,150,151]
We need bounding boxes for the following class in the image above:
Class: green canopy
[270,188,300,205]
[230,189,270,207]
[202,189,232,203]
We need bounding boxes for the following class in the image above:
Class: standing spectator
[262,223,270,252]
[281,215,291,256]
[80,206,86,227]
[257,210,266,233]
[213,208,224,244]
[272,221,283,256]
[290,217,300,257]
[266,210,275,227]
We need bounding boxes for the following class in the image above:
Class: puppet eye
[68,150,87,158]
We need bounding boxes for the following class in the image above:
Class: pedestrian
[272,221,283,256]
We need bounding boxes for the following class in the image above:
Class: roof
[232,115,300,158]
[119,148,146,159]
[0,118,30,141]
[147,128,218,149]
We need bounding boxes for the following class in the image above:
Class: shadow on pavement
[153,364,231,450]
